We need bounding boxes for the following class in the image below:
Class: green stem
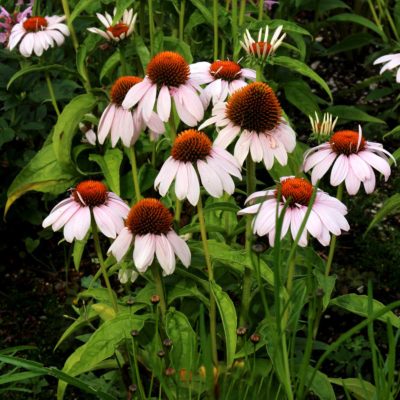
[255,64,263,82]
[239,156,256,327]
[151,263,167,321]
[231,0,238,61]
[258,0,264,20]
[126,147,142,202]
[179,0,186,42]
[139,0,146,38]
[119,48,128,75]
[197,196,218,366]
[367,0,384,32]
[286,249,296,295]
[213,0,219,60]
[174,199,182,224]
[45,72,60,117]
[148,0,155,56]
[239,0,246,26]
[131,337,146,399]
[324,184,343,276]
[169,106,177,142]
[60,0,79,51]
[32,0,40,16]
[90,212,118,313]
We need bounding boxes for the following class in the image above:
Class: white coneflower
[154,129,242,206]
[303,126,394,195]
[87,8,136,42]
[8,15,69,57]
[190,60,256,106]
[240,25,285,61]
[98,76,164,147]
[373,53,400,83]
[238,176,349,246]
[122,51,204,126]
[309,112,338,142]
[108,199,191,276]
[42,180,130,242]
[200,82,296,169]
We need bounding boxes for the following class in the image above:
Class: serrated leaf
[273,56,332,101]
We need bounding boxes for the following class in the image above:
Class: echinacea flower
[108,199,191,275]
[238,176,349,246]
[8,15,69,57]
[0,4,32,45]
[303,126,393,195]
[154,129,242,206]
[309,112,338,142]
[98,76,165,147]
[42,180,129,242]
[373,53,400,83]
[122,51,204,127]
[190,60,256,107]
[79,121,96,145]
[87,8,137,42]
[240,25,285,61]
[200,82,296,169]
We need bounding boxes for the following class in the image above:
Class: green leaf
[138,163,159,193]
[365,194,400,234]
[210,282,237,367]
[273,56,332,101]
[167,279,209,306]
[6,144,77,215]
[7,65,78,90]
[57,312,149,399]
[203,202,240,213]
[53,94,97,170]
[330,378,376,399]
[72,238,88,271]
[326,33,374,55]
[384,125,400,138]
[100,51,120,82]
[326,105,386,124]
[166,310,198,372]
[189,0,213,25]
[306,368,336,400]
[330,294,400,328]
[89,148,123,195]
[70,0,99,22]
[318,0,350,12]
[327,13,384,37]
[0,371,46,385]
[76,45,90,88]
[164,37,193,63]
[314,271,336,311]
[134,36,150,70]
[284,80,321,116]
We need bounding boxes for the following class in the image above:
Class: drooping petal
[166,230,191,267]
[133,233,156,272]
[108,227,133,261]
[155,234,176,275]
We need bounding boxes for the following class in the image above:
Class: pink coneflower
[190,60,256,107]
[87,8,137,42]
[98,76,164,147]
[238,176,349,246]
[303,126,393,195]
[108,199,191,275]
[240,25,286,61]
[154,129,241,206]
[122,51,204,126]
[8,15,69,57]
[0,5,32,45]
[42,180,129,242]
[373,53,400,83]
[199,82,296,168]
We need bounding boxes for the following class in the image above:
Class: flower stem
[148,0,155,56]
[179,0,186,42]
[60,0,79,52]
[126,147,142,202]
[256,64,263,82]
[45,72,60,117]
[231,0,238,61]
[239,0,246,26]
[197,196,218,366]
[258,0,264,20]
[151,263,167,321]
[324,183,343,276]
[239,156,256,328]
[32,0,40,16]
[90,212,118,313]
[213,0,219,60]
[119,48,128,75]
[174,199,182,224]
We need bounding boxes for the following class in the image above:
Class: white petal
[167,230,191,267]
[155,234,176,275]
[197,159,223,198]
[108,227,133,262]
[133,233,156,272]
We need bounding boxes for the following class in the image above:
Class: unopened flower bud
[250,333,261,344]
[165,367,175,377]
[151,294,160,304]
[131,329,139,337]
[236,326,248,336]
[157,350,166,358]
[163,338,173,348]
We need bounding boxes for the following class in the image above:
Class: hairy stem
[45,72,60,116]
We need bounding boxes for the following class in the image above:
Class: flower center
[277,177,313,206]
[226,82,281,133]
[251,42,272,55]
[329,130,366,155]
[209,60,242,82]
[171,129,212,162]
[73,180,108,207]
[147,51,190,87]
[23,16,47,32]
[126,198,173,236]
[110,76,143,106]
[107,23,129,38]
